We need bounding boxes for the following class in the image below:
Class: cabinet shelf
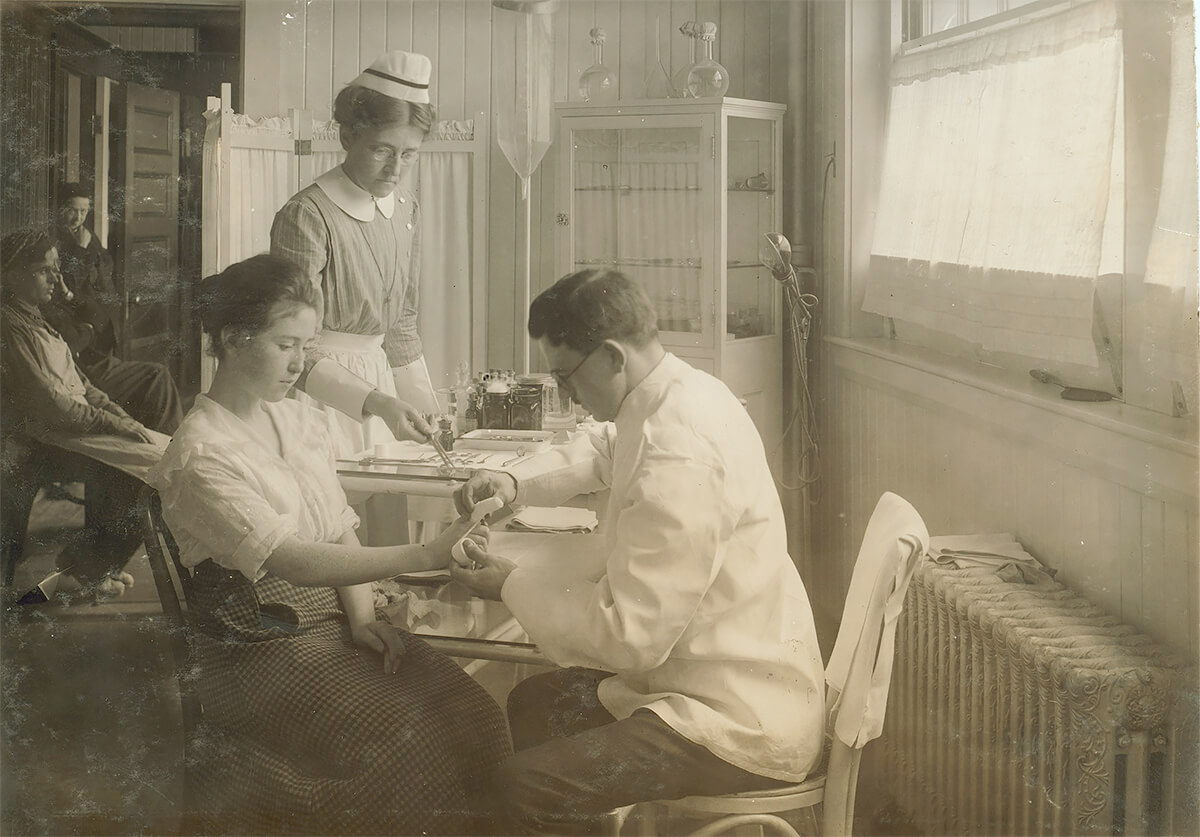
[727,187,776,195]
[576,258,702,269]
[574,186,702,192]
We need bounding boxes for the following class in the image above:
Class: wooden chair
[139,485,206,833]
[3,440,93,588]
[630,492,930,837]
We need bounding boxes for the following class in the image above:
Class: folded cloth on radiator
[507,506,599,533]
[928,533,1057,586]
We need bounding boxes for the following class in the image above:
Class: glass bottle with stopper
[686,21,730,98]
[579,27,618,102]
[671,21,700,98]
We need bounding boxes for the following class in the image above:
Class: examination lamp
[759,232,795,284]
[761,231,821,489]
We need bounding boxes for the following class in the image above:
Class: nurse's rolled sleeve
[169,455,300,582]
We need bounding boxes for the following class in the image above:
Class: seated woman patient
[149,254,510,835]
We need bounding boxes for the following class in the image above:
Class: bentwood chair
[628,492,930,837]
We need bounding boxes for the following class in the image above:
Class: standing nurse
[272,50,439,456]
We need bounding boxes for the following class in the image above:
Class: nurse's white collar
[315,166,395,221]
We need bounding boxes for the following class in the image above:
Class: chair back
[821,491,929,835]
[139,485,203,735]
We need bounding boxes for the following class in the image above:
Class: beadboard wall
[808,339,1199,660]
[240,0,799,371]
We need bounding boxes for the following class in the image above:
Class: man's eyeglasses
[551,343,601,388]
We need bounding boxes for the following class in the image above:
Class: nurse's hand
[454,470,517,516]
[449,540,516,601]
[351,620,409,674]
[364,391,433,442]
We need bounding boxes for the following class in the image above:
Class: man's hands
[350,621,408,674]
[115,417,154,443]
[449,540,517,601]
[453,470,518,517]
[363,391,433,442]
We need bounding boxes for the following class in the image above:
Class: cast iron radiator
[881,560,1196,836]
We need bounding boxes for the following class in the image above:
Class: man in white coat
[451,269,825,835]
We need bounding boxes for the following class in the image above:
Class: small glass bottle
[437,416,455,452]
[579,27,618,103]
[671,22,699,99]
[686,22,730,99]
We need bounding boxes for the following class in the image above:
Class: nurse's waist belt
[317,330,384,353]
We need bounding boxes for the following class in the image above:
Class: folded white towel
[508,506,598,533]
[928,533,1056,585]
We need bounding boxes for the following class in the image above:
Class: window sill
[824,337,1199,506]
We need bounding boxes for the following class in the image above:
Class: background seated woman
[148,254,510,835]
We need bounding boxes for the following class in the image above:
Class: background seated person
[45,183,182,434]
[1,229,163,598]
[148,254,510,835]
[451,269,826,835]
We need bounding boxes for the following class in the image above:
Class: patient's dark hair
[334,85,435,146]
[196,254,318,359]
[527,269,658,354]
[0,228,54,286]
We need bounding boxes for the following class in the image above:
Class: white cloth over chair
[824,491,929,748]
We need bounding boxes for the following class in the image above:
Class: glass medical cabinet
[553,98,786,448]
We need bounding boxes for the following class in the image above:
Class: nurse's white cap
[350,50,432,104]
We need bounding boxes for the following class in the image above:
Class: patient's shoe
[94,571,135,600]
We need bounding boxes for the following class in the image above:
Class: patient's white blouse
[150,395,359,581]
[503,353,825,783]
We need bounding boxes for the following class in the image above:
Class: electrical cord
[773,153,834,498]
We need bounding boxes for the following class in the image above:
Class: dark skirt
[189,568,512,835]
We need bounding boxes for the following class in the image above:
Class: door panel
[121,82,179,363]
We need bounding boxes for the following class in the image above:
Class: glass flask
[578,27,618,103]
[643,18,673,98]
[686,22,730,99]
[670,21,699,98]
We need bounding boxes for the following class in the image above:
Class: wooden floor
[1,487,186,836]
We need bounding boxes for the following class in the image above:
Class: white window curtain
[864,0,1122,368]
[1138,0,1198,394]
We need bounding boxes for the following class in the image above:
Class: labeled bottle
[481,371,512,429]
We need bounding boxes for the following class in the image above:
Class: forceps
[427,433,457,471]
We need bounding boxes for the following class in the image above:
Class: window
[868,0,1196,418]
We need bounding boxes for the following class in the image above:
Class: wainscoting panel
[812,339,1199,659]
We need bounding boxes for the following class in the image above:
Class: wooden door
[119,82,180,364]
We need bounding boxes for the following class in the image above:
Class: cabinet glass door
[568,118,713,346]
[726,116,776,340]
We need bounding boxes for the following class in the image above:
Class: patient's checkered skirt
[187,563,512,835]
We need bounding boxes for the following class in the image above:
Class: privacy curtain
[415,121,476,393]
[863,0,1123,368]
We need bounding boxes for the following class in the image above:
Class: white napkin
[928,533,1056,585]
[508,506,598,534]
